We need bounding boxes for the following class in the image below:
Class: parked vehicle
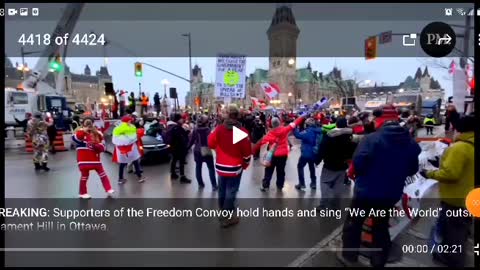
[363,97,388,113]
[5,87,69,129]
[392,93,422,114]
[420,98,442,125]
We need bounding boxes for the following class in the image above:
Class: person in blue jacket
[338,119,421,267]
[293,118,323,190]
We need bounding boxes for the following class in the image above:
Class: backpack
[312,132,323,155]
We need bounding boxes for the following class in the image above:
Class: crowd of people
[23,100,474,267]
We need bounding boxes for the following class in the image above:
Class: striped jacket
[208,122,252,177]
[72,129,106,167]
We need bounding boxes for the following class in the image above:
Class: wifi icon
[456,8,466,16]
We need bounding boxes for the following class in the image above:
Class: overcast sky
[11,56,460,105]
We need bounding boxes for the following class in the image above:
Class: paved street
[5,139,350,267]
[6,138,344,199]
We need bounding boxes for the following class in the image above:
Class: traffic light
[365,36,377,60]
[50,56,63,72]
[134,62,143,77]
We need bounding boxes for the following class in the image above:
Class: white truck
[4,86,70,127]
[363,98,387,113]
[4,88,36,126]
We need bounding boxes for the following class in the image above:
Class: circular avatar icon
[224,70,240,87]
[465,188,480,218]
[420,22,456,58]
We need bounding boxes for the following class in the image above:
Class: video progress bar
[0,248,382,252]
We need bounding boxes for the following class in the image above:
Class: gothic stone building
[357,66,444,101]
[186,5,347,110]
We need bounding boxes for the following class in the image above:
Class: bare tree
[332,70,373,97]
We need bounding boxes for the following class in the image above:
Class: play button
[233,126,248,144]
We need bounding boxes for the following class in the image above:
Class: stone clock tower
[267,4,300,106]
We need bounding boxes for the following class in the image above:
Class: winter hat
[171,113,182,123]
[197,114,209,126]
[271,117,281,128]
[305,118,316,127]
[348,116,359,125]
[455,114,475,133]
[372,108,383,118]
[121,115,134,123]
[335,117,347,128]
[226,104,240,120]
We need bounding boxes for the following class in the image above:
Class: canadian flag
[250,96,260,107]
[260,83,280,99]
[449,60,456,74]
[250,97,266,108]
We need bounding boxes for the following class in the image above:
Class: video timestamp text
[18,33,106,46]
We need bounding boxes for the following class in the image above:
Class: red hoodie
[253,117,304,157]
[72,129,106,167]
[208,121,252,177]
[375,106,399,129]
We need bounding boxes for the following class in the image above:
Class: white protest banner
[215,54,246,99]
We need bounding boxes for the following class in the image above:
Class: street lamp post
[288,92,293,109]
[182,33,193,110]
[161,79,170,116]
[108,95,113,118]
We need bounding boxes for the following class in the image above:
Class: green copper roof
[296,68,315,83]
[250,69,269,83]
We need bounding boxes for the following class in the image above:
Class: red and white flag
[250,96,260,107]
[260,83,280,99]
[449,60,456,74]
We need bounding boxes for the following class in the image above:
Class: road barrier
[25,130,68,153]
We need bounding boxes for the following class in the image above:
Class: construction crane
[5,4,85,128]
[23,3,85,92]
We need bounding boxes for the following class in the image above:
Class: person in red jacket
[253,115,305,192]
[374,104,399,129]
[208,104,252,228]
[72,118,113,199]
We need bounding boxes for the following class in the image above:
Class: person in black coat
[444,104,460,132]
[250,116,266,160]
[316,117,355,209]
[165,113,192,183]
[259,112,266,126]
[187,114,217,190]
[128,92,136,112]
[243,112,255,135]
[153,92,161,116]
[14,112,32,133]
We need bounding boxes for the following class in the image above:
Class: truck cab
[363,98,387,113]
[4,88,36,126]
[420,98,442,125]
[392,94,422,115]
